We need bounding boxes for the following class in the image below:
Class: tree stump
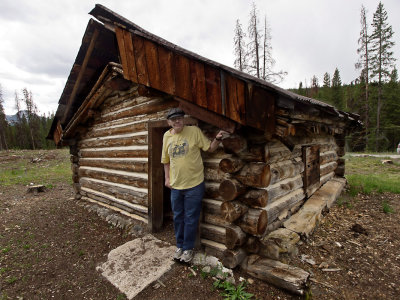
[27,185,46,195]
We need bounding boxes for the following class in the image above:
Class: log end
[257,209,268,235]
[219,179,245,201]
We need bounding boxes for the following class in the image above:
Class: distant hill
[6,110,30,124]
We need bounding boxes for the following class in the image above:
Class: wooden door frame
[148,117,201,232]
[148,119,169,232]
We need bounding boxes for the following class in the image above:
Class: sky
[0,0,399,116]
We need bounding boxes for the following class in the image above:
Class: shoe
[180,250,194,263]
[173,248,183,261]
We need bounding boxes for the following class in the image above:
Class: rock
[96,235,175,299]
[318,261,329,269]
[153,283,160,289]
[192,252,234,281]
[300,254,316,265]
[335,242,343,248]
[226,276,236,285]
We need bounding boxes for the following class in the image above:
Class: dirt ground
[1,150,399,299]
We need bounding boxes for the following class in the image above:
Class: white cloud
[0,0,399,115]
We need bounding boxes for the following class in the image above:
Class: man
[161,107,225,263]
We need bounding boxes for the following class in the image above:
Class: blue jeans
[170,182,205,251]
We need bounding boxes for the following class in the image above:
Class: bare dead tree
[22,88,38,150]
[234,19,247,72]
[261,16,287,83]
[355,5,370,146]
[246,2,261,78]
[0,84,8,150]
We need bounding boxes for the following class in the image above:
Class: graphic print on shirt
[169,138,189,158]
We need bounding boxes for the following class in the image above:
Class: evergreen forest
[0,2,398,152]
[234,1,399,152]
[0,87,55,150]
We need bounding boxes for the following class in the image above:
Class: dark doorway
[148,120,171,232]
[148,117,200,233]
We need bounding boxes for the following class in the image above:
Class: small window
[302,145,320,197]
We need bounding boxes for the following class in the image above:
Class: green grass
[1,247,11,254]
[382,201,395,213]
[213,280,254,300]
[5,276,17,284]
[0,149,72,186]
[345,155,400,195]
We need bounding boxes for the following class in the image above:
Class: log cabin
[48,4,360,278]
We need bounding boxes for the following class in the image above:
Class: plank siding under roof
[115,27,254,128]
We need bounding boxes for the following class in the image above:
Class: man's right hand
[165,178,172,189]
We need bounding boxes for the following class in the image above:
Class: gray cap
[166,107,185,119]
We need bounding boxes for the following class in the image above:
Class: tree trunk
[202,199,229,227]
[219,157,245,173]
[238,208,268,236]
[320,162,337,177]
[241,255,310,295]
[235,163,271,188]
[265,141,301,163]
[200,223,226,244]
[225,224,247,249]
[219,179,246,201]
[80,178,148,206]
[221,201,249,223]
[222,248,247,269]
[265,175,303,206]
[245,236,260,254]
[239,189,268,208]
[319,151,338,165]
[79,159,148,173]
[222,135,247,154]
[269,159,304,186]
[264,188,305,226]
[205,182,221,199]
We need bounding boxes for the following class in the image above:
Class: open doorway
[148,120,171,232]
[148,117,200,233]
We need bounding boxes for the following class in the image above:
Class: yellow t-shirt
[161,126,211,189]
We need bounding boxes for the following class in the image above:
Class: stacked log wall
[198,128,342,267]
[68,83,344,267]
[76,85,173,223]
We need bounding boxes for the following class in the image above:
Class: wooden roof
[49,4,360,141]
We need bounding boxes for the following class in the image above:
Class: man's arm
[164,163,171,188]
[208,130,227,152]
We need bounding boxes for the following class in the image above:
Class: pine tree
[0,83,8,150]
[233,19,246,72]
[355,5,371,146]
[383,68,400,150]
[323,72,331,88]
[369,1,396,151]
[298,81,305,96]
[246,2,262,78]
[331,68,344,109]
[310,75,319,98]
